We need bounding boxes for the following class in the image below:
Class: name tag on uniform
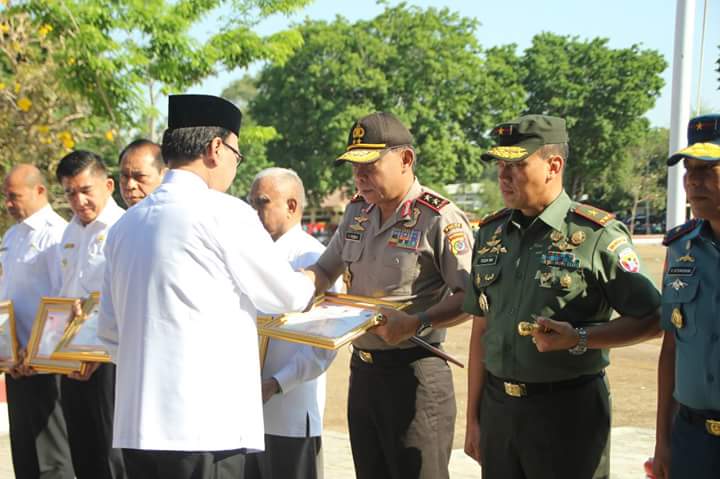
[388,228,420,250]
[478,255,498,266]
[345,231,362,242]
[668,266,695,276]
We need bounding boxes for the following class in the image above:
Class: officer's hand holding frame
[52,292,112,364]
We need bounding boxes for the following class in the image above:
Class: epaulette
[478,208,511,226]
[663,218,700,246]
[416,191,449,213]
[572,203,614,227]
[350,194,365,203]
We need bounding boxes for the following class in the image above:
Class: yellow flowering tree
[0,5,114,228]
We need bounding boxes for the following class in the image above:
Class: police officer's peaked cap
[667,114,720,166]
[481,114,569,163]
[168,94,242,136]
[335,112,414,165]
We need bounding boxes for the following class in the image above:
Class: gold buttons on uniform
[560,274,572,288]
[570,231,586,246]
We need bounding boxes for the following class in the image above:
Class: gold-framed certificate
[0,301,19,372]
[52,292,111,363]
[258,293,406,350]
[26,297,85,374]
[257,315,273,369]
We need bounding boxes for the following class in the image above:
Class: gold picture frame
[52,292,111,363]
[257,315,273,369]
[258,293,407,350]
[0,301,19,372]
[26,297,86,374]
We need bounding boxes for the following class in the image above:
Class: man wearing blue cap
[653,114,720,478]
[98,95,316,479]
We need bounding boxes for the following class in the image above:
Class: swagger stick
[409,335,464,368]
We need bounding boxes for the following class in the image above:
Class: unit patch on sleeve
[618,246,640,273]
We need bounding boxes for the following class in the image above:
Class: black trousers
[480,373,610,479]
[123,448,246,479]
[670,406,720,478]
[6,374,74,479]
[347,354,455,479]
[60,363,126,479]
[244,434,323,479]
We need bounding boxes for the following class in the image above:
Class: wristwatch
[568,327,588,355]
[416,312,432,336]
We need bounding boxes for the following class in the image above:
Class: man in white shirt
[118,139,167,208]
[98,94,316,479]
[1,164,74,479]
[55,151,126,479]
[245,168,339,479]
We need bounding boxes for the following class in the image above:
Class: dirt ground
[322,243,666,449]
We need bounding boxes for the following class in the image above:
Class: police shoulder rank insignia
[662,218,700,246]
[388,228,421,250]
[617,246,640,273]
[572,203,614,226]
[416,191,449,213]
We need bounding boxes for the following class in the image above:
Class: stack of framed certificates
[258,293,406,351]
[24,293,110,375]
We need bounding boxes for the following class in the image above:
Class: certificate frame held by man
[52,292,112,363]
[257,293,406,350]
[26,297,87,375]
[0,300,18,372]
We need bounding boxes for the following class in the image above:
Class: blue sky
[189,0,720,128]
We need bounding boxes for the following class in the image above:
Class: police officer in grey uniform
[305,112,473,479]
[653,114,720,478]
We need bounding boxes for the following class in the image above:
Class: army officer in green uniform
[463,115,661,479]
[653,114,720,479]
[305,112,473,479]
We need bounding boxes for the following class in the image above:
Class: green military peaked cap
[482,114,568,162]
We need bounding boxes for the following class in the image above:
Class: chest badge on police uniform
[671,308,684,329]
[560,274,572,288]
[677,254,695,263]
[550,230,564,242]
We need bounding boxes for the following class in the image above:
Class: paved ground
[0,396,656,478]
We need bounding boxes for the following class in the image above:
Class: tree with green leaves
[521,33,666,205]
[21,0,310,139]
[250,3,526,202]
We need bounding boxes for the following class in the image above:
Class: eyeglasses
[222,141,245,165]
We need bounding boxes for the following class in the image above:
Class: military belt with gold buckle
[679,405,720,436]
[706,419,720,436]
[503,382,527,398]
[358,350,374,364]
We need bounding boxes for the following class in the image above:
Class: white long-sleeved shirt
[0,205,66,346]
[262,225,339,437]
[58,197,124,298]
[98,169,315,452]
